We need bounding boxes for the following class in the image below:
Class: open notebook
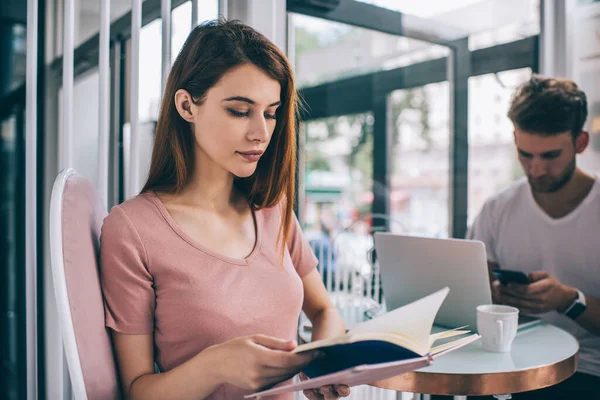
[245,287,480,398]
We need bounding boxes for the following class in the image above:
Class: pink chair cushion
[61,174,121,399]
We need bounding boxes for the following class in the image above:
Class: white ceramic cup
[476,304,519,353]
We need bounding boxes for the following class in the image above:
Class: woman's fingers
[303,388,322,399]
[299,373,351,398]
[334,384,351,397]
[250,334,296,350]
[319,385,339,399]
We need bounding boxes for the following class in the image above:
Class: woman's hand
[211,334,321,391]
[299,372,351,399]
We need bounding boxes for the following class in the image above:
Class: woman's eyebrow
[222,96,280,107]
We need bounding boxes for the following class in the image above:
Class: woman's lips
[236,150,263,162]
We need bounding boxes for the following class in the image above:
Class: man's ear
[174,89,195,123]
[575,131,589,154]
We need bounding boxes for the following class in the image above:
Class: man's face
[514,128,580,193]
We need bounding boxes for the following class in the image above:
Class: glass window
[578,69,600,176]
[139,19,162,122]
[357,0,540,50]
[291,13,448,88]
[2,24,27,93]
[75,0,152,47]
[390,83,450,238]
[139,0,220,122]
[73,0,219,57]
[467,68,532,225]
[130,1,219,195]
[172,0,220,60]
[303,113,374,239]
[59,70,101,187]
[171,2,193,66]
[194,0,220,25]
[293,11,459,306]
[1,110,25,400]
[302,113,377,297]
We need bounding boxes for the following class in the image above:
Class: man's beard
[528,158,576,193]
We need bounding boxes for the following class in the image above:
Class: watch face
[566,302,587,319]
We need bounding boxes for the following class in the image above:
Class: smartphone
[492,269,530,285]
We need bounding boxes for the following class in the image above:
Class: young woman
[100,19,350,400]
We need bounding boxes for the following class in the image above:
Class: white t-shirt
[468,176,600,377]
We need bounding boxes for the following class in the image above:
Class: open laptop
[373,233,542,332]
[373,233,492,330]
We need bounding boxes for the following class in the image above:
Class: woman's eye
[228,109,249,118]
[265,113,277,120]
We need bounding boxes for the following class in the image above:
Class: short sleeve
[467,200,498,263]
[286,209,319,278]
[100,206,155,334]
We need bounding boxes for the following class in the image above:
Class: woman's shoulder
[103,192,160,234]
[252,198,287,242]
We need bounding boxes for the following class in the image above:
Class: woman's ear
[174,89,196,123]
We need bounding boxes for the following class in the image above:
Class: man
[468,75,600,399]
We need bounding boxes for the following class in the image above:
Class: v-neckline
[525,177,599,226]
[145,191,262,266]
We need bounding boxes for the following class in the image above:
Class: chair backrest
[49,169,121,400]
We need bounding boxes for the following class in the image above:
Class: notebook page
[429,333,480,355]
[428,326,470,348]
[347,287,449,353]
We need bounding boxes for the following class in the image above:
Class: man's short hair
[507,75,588,139]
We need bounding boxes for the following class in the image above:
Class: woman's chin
[232,166,258,179]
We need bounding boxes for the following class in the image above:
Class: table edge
[369,352,578,396]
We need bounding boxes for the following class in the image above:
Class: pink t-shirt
[100,192,318,399]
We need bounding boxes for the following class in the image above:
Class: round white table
[299,310,579,399]
[371,323,578,399]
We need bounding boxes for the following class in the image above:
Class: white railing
[309,214,409,306]
[305,214,418,400]
[293,386,403,400]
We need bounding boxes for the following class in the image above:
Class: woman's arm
[112,332,222,400]
[113,331,319,400]
[300,269,350,399]
[301,269,346,340]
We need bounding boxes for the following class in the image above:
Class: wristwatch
[564,288,587,319]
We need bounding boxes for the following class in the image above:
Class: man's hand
[299,372,350,399]
[494,271,577,315]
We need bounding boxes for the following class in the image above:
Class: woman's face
[175,63,281,179]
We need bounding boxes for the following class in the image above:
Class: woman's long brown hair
[141,19,298,254]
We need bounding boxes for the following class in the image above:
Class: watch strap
[564,288,587,319]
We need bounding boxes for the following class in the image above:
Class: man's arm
[497,271,600,336]
[575,294,600,336]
